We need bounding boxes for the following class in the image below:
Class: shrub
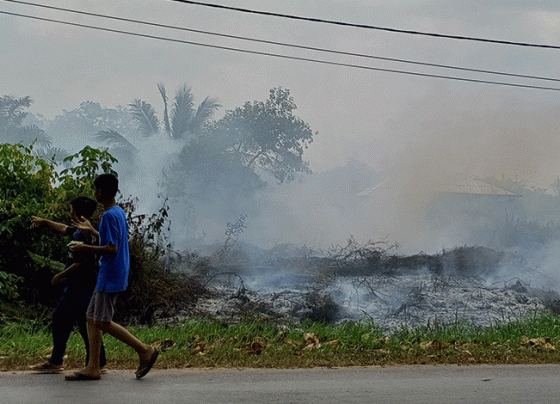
[0,143,116,306]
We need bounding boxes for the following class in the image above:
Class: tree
[173,87,314,197]
[45,101,135,159]
[166,87,316,226]
[213,87,314,184]
[0,95,52,148]
[95,83,220,155]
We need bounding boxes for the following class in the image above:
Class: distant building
[431,174,522,226]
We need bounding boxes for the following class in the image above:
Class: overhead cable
[2,10,560,92]
[4,0,560,84]
[168,0,560,50]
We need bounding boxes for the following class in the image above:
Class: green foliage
[0,271,23,300]
[0,143,116,305]
[61,145,118,186]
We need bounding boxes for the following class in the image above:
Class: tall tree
[95,83,220,154]
[169,87,315,210]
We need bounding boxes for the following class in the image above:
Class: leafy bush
[1,142,204,323]
[0,271,23,300]
[0,143,116,306]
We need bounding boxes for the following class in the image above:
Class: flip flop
[64,371,101,381]
[30,361,63,373]
[135,349,159,379]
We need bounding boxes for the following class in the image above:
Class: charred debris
[126,239,559,332]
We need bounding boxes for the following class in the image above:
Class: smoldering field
[12,88,560,331]
[117,94,560,332]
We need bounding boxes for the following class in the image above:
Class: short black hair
[70,196,98,219]
[94,173,119,198]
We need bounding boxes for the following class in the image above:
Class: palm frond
[34,147,70,164]
[129,99,159,137]
[94,130,137,153]
[20,125,52,148]
[157,83,172,138]
[189,97,220,134]
[171,85,194,139]
[0,95,32,130]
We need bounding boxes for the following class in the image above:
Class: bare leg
[96,321,155,364]
[67,320,155,380]
[72,318,103,379]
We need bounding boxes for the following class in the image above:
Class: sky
[2,0,560,252]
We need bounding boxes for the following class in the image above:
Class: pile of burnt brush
[114,227,558,326]
[264,237,508,279]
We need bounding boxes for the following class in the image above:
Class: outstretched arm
[31,216,69,234]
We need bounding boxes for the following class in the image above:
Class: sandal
[30,361,63,372]
[135,349,159,379]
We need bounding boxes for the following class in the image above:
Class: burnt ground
[158,245,560,333]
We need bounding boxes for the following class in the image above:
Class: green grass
[2,314,560,371]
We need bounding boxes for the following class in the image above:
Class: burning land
[154,241,559,334]
[5,238,560,370]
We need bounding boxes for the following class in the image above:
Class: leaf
[170,85,195,139]
[189,97,220,134]
[94,130,137,154]
[129,99,159,136]
[28,251,65,273]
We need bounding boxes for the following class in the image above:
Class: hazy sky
[3,0,560,179]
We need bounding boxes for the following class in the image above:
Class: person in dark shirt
[30,196,106,372]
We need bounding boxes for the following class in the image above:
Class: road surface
[1,365,559,403]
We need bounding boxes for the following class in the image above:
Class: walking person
[65,173,158,380]
[30,196,106,372]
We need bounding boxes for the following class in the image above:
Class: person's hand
[31,216,46,228]
[68,242,87,253]
[72,215,93,233]
[51,273,65,285]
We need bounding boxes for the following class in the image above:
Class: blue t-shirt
[96,206,130,293]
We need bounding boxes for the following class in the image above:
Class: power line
[2,9,560,92]
[169,0,560,50]
[4,0,560,84]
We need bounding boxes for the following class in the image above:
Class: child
[30,196,106,372]
[65,173,158,381]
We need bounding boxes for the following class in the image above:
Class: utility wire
[4,0,560,84]
[2,9,560,92]
[169,0,560,50]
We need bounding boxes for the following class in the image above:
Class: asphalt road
[1,365,559,403]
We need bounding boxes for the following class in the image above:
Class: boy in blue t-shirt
[65,173,158,381]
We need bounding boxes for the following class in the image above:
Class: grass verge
[2,314,560,371]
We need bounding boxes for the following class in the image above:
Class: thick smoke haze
[3,1,560,283]
[199,87,560,258]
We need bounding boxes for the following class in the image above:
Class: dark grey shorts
[86,289,120,322]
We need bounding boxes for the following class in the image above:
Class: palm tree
[0,95,52,148]
[95,84,220,154]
